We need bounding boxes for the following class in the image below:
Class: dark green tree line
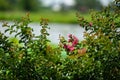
[19,0,42,11]
[0,0,10,11]
[0,0,42,11]
[74,0,103,12]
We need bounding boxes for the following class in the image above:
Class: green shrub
[0,0,120,80]
[0,13,61,80]
[76,1,120,79]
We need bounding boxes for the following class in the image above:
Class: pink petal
[69,47,75,52]
[89,22,93,26]
[63,44,67,49]
[68,34,72,38]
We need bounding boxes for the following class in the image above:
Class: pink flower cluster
[63,34,79,52]
[89,22,93,26]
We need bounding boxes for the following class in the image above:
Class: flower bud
[89,22,93,26]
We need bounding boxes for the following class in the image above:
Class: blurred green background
[0,0,112,23]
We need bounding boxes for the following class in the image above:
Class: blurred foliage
[0,13,60,79]
[19,0,41,11]
[0,0,104,12]
[0,0,120,79]
[74,0,103,12]
[0,0,41,11]
[77,0,120,79]
[0,0,10,11]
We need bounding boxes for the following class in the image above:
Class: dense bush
[76,1,120,79]
[0,14,60,79]
[0,0,120,80]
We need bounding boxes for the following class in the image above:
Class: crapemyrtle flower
[89,22,93,27]
[67,44,75,52]
[64,44,75,52]
[72,35,79,46]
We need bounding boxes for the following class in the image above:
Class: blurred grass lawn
[0,11,91,24]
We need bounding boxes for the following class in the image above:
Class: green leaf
[61,50,67,58]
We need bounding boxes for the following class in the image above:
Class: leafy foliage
[77,1,120,79]
[0,13,60,79]
[0,0,120,80]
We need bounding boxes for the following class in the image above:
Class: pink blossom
[63,34,79,52]
[67,44,75,52]
[68,39,71,42]
[67,44,72,49]
[68,34,72,37]
[63,44,75,52]
[72,36,79,46]
[89,22,93,26]
[72,40,78,46]
[63,44,67,49]
[73,35,79,42]
[69,46,75,52]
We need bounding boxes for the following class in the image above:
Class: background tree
[0,0,9,11]
[8,0,18,10]
[0,0,42,11]
[74,0,103,12]
[19,0,42,11]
